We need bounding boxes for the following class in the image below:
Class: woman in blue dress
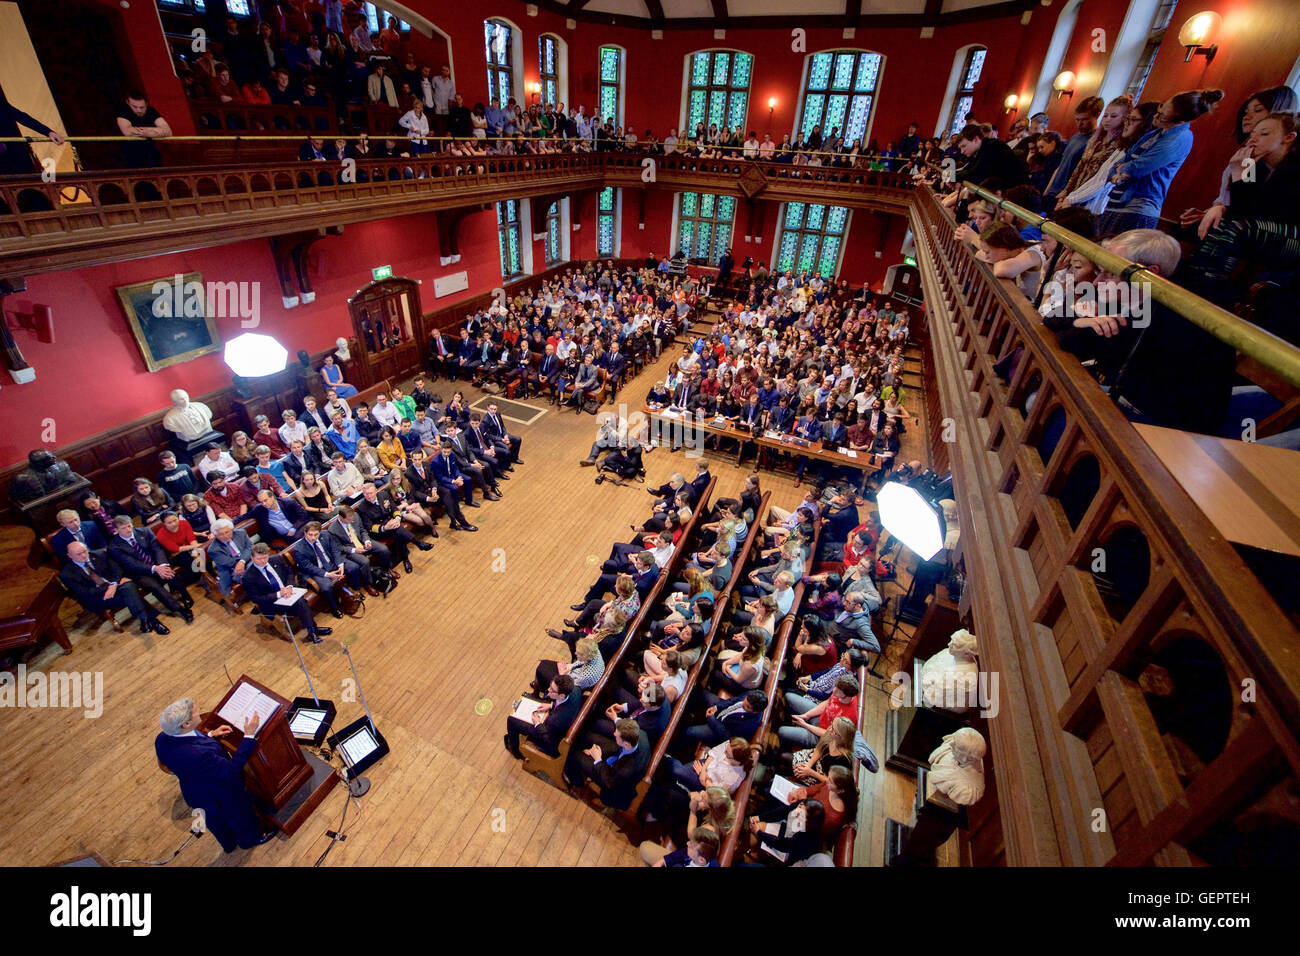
[319,354,358,398]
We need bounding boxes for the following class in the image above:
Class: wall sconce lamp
[1004,94,1019,115]
[1178,11,1221,63]
[1053,71,1075,100]
[767,96,777,117]
[527,81,542,101]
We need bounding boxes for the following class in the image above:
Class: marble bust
[335,337,351,362]
[926,728,987,807]
[920,629,980,711]
[162,389,214,441]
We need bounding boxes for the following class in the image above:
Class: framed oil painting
[115,272,222,372]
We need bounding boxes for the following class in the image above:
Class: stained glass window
[161,0,252,14]
[685,50,753,139]
[497,200,522,279]
[774,202,850,278]
[598,46,623,126]
[597,187,618,256]
[797,50,882,150]
[485,20,513,107]
[946,46,987,137]
[676,192,736,263]
[544,202,562,266]
[539,35,559,109]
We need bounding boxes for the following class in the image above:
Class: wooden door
[346,277,423,389]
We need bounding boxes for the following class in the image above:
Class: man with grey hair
[154,698,272,853]
[208,518,253,598]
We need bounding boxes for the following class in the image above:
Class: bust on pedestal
[8,449,92,530]
[162,388,225,459]
[890,727,988,867]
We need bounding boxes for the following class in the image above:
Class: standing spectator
[1042,96,1103,205]
[115,92,171,169]
[367,63,398,107]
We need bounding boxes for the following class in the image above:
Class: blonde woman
[352,437,386,484]
[639,786,735,866]
[383,467,437,535]
[535,635,604,693]
[782,715,856,786]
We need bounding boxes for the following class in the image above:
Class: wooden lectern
[200,674,338,835]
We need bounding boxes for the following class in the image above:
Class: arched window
[676,192,736,263]
[683,50,753,137]
[1099,0,1178,103]
[774,202,851,278]
[484,18,517,106]
[539,34,568,109]
[544,200,569,266]
[1124,0,1180,99]
[364,4,410,33]
[1029,0,1082,115]
[598,45,625,127]
[597,187,620,257]
[497,199,522,279]
[161,0,252,13]
[941,45,987,137]
[796,50,883,149]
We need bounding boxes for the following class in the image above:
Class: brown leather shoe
[390,569,401,580]
[363,586,381,597]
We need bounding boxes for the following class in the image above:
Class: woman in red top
[154,510,206,584]
[785,765,859,838]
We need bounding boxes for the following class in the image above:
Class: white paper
[217,682,281,729]
[840,448,857,458]
[339,726,379,766]
[290,709,325,735]
[761,823,789,862]
[274,586,309,606]
[661,409,681,418]
[769,774,801,805]
[513,698,545,721]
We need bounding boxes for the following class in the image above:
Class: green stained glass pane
[785,202,805,229]
[806,203,825,231]
[825,94,848,134]
[678,220,694,254]
[727,93,747,133]
[832,53,855,90]
[601,47,621,82]
[713,224,731,261]
[599,85,618,124]
[809,53,832,91]
[818,237,841,277]
[801,94,824,140]
[700,193,715,218]
[717,196,735,220]
[826,205,848,235]
[707,91,727,129]
[797,233,819,273]
[691,52,711,86]
[597,214,614,256]
[509,230,520,275]
[777,231,799,272]
[732,53,752,89]
[846,95,870,144]
[711,52,730,86]
[680,192,698,217]
[688,90,706,132]
[599,186,614,212]
[857,53,881,91]
[695,222,713,259]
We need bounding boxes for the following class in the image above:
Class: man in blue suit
[154,697,274,853]
[432,441,478,531]
[682,689,767,747]
[51,508,107,561]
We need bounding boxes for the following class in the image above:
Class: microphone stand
[338,633,376,797]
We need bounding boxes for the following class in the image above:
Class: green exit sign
[903,256,917,266]
[372,265,393,280]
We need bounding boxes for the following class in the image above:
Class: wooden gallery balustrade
[908,185,1300,866]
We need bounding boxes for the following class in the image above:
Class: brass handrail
[954,180,1300,391]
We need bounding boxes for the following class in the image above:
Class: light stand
[283,618,337,748]
[326,632,390,797]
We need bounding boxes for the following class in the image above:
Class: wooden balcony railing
[909,184,1300,866]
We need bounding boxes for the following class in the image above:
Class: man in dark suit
[327,504,396,575]
[354,482,423,572]
[427,330,454,380]
[252,489,310,544]
[682,689,767,747]
[572,719,651,810]
[821,591,880,654]
[465,414,511,476]
[482,403,523,465]
[441,421,502,496]
[242,543,333,642]
[580,683,670,752]
[154,698,272,853]
[52,508,107,561]
[431,442,478,532]
[403,447,456,516]
[601,344,627,405]
[768,394,797,434]
[504,674,580,758]
[576,550,657,612]
[536,344,562,403]
[208,520,254,597]
[689,461,711,505]
[291,521,373,615]
[60,542,171,635]
[105,516,194,623]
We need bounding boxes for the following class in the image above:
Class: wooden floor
[0,342,931,867]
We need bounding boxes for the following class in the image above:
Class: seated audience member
[252,488,310,543]
[208,519,253,597]
[106,515,194,622]
[197,444,240,483]
[79,490,129,542]
[535,635,604,695]
[648,825,722,868]
[293,471,334,519]
[354,481,424,573]
[241,543,333,643]
[569,718,650,811]
[431,441,479,532]
[290,521,360,616]
[352,437,388,484]
[778,674,860,751]
[279,440,313,486]
[747,798,827,866]
[254,445,296,494]
[768,715,857,790]
[482,402,524,464]
[711,626,768,696]
[683,689,767,748]
[153,510,208,584]
[131,477,174,523]
[52,508,108,561]
[278,409,309,449]
[326,413,360,460]
[178,493,213,537]
[251,415,288,457]
[203,473,255,521]
[61,541,172,635]
[327,505,398,584]
[157,450,203,499]
[304,429,338,475]
[503,674,580,758]
[582,683,670,755]
[320,353,358,398]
